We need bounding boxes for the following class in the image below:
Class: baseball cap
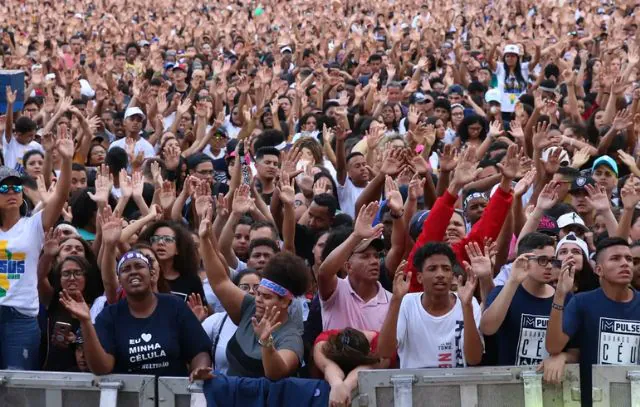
[172,63,188,72]
[409,210,430,240]
[485,88,502,104]
[591,155,618,177]
[557,212,588,232]
[503,44,521,55]
[280,45,293,54]
[448,85,464,95]
[537,215,559,235]
[410,92,429,104]
[353,237,385,253]
[124,107,146,120]
[569,176,596,193]
[539,79,557,93]
[542,147,570,167]
[0,167,23,185]
[556,232,589,258]
[138,40,150,47]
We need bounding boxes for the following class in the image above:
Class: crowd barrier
[2,365,640,407]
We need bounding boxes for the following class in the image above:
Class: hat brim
[353,238,384,253]
[0,176,23,185]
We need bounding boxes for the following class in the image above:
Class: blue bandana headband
[259,278,293,299]
[117,251,150,274]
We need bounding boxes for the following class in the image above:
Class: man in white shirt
[2,88,43,170]
[377,242,483,368]
[108,107,155,160]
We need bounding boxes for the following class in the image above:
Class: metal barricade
[157,377,206,407]
[0,371,155,407]
[591,365,640,407]
[353,364,581,407]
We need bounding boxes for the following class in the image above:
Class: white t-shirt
[108,136,156,159]
[0,211,45,316]
[494,61,530,113]
[2,135,43,171]
[337,177,365,219]
[202,312,238,374]
[396,292,482,368]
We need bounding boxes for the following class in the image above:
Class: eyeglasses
[150,235,176,244]
[61,269,85,279]
[238,283,260,292]
[0,185,23,194]
[195,169,215,176]
[529,256,562,268]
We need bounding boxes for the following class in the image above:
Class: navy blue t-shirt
[563,288,640,406]
[486,285,572,366]
[95,293,212,376]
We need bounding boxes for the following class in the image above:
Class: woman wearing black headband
[58,248,213,380]
[199,204,309,379]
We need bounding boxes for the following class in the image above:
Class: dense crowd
[0,0,640,405]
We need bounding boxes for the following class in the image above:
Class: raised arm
[42,125,74,230]
[317,202,383,301]
[377,261,410,359]
[384,176,406,277]
[99,206,123,305]
[4,86,16,143]
[219,185,254,270]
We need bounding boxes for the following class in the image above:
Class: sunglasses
[0,185,23,194]
[150,235,176,244]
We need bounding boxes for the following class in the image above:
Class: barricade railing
[591,365,640,407]
[157,377,206,407]
[352,364,582,407]
[0,370,155,407]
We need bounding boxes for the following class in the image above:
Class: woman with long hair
[555,233,599,293]
[488,44,536,118]
[0,128,74,370]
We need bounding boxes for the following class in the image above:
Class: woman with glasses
[58,250,213,379]
[201,269,261,374]
[0,129,74,370]
[41,255,100,371]
[138,220,207,303]
[199,206,310,379]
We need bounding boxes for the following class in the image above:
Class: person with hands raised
[481,232,574,370]
[546,238,640,407]
[616,176,640,241]
[3,86,44,170]
[407,145,515,293]
[318,201,391,331]
[378,243,483,368]
[199,204,309,379]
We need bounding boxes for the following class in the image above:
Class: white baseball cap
[557,212,588,232]
[556,232,589,258]
[503,44,521,55]
[485,88,502,104]
[124,107,146,120]
[542,147,570,167]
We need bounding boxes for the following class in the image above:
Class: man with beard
[318,202,392,331]
[107,107,155,159]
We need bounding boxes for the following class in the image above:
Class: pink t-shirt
[320,277,391,331]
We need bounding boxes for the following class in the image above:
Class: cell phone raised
[53,321,72,344]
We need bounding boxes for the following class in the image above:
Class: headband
[117,251,150,274]
[259,278,293,299]
[463,192,488,210]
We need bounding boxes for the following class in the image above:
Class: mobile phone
[53,321,72,343]
[80,54,86,66]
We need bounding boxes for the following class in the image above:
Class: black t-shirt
[94,293,212,376]
[166,273,207,303]
[294,224,317,266]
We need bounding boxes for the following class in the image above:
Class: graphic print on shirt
[437,320,465,367]
[0,240,26,297]
[515,313,549,365]
[598,317,640,364]
[128,332,168,371]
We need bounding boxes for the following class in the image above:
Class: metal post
[390,374,415,407]
[521,371,543,407]
[98,380,123,407]
[627,371,640,407]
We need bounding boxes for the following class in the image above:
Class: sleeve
[484,286,504,310]
[275,328,304,363]
[94,306,117,355]
[29,210,45,244]
[396,296,409,349]
[494,61,505,76]
[408,191,457,292]
[453,186,513,265]
[201,313,225,341]
[561,295,581,339]
[177,300,213,361]
[143,142,156,158]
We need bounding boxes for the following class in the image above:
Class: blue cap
[409,210,430,241]
[591,155,618,177]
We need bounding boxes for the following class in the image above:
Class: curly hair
[261,252,310,297]
[292,137,324,165]
[138,221,200,278]
[322,328,380,374]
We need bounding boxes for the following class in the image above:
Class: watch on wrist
[258,334,275,348]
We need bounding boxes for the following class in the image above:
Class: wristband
[551,303,564,311]
[390,210,404,219]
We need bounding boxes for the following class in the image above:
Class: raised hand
[131,170,144,198]
[572,146,592,169]
[408,173,425,200]
[214,193,229,218]
[43,228,61,257]
[354,201,384,239]
[251,305,282,342]
[100,206,123,245]
[496,144,521,180]
[509,254,532,284]
[584,184,611,213]
[280,147,303,178]
[463,241,492,280]
[543,147,563,175]
[187,293,208,322]
[59,289,91,322]
[159,181,177,210]
[380,148,403,176]
[55,124,75,160]
[278,171,296,206]
[438,144,458,173]
[556,257,576,296]
[392,260,411,298]
[536,182,560,211]
[488,120,502,138]
[198,202,214,239]
[514,169,536,197]
[194,181,212,219]
[5,86,16,105]
[232,184,255,214]
[385,176,404,213]
[621,177,640,208]
[88,164,113,205]
[164,144,181,171]
[119,169,133,198]
[451,146,479,188]
[457,269,478,305]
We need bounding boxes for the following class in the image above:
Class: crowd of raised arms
[0,0,639,405]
